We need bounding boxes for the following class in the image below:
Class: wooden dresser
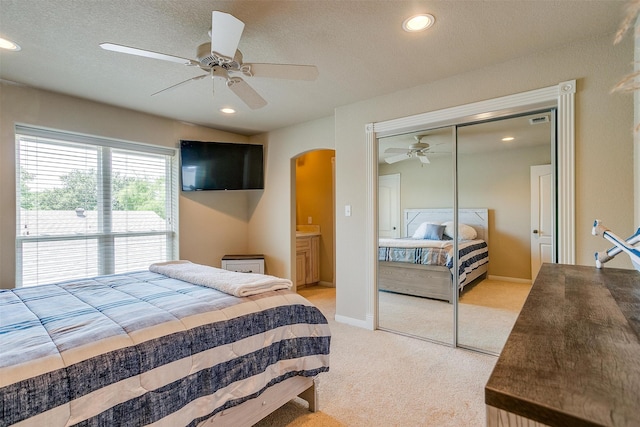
[485,264,640,427]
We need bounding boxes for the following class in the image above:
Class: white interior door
[530,164,553,279]
[378,174,400,238]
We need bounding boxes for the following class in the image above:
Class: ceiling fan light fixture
[402,14,435,32]
[220,107,236,114]
[0,37,21,51]
[501,137,515,142]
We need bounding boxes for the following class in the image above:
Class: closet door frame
[366,80,575,336]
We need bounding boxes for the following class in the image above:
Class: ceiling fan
[99,11,318,109]
[384,135,438,164]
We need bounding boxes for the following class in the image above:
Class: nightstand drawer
[221,255,265,274]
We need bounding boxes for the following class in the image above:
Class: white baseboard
[487,275,532,285]
[335,314,374,330]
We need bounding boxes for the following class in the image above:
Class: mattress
[0,271,330,426]
[378,238,489,285]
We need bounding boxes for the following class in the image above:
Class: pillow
[442,221,478,240]
[423,223,446,240]
[412,222,445,240]
[411,222,444,240]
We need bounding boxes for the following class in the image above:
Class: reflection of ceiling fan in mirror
[99,11,318,109]
[384,135,440,164]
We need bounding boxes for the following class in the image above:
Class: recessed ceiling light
[402,14,435,32]
[220,107,236,114]
[501,137,515,142]
[0,37,21,51]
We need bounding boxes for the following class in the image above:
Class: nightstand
[221,254,265,274]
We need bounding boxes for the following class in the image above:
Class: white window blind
[15,125,178,287]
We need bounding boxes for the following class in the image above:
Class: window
[16,126,178,287]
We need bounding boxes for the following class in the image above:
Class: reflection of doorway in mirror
[530,164,553,280]
[378,174,400,238]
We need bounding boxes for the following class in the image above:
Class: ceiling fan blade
[227,77,267,109]
[385,153,411,164]
[384,148,412,154]
[151,74,209,96]
[211,11,245,60]
[99,43,199,66]
[418,153,430,164]
[245,63,319,80]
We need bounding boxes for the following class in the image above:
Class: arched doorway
[293,149,336,290]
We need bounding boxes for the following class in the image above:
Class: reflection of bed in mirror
[378,208,489,303]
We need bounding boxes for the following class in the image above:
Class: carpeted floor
[255,285,500,427]
[379,278,531,353]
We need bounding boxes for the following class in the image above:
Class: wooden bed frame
[378,208,489,303]
[200,376,318,426]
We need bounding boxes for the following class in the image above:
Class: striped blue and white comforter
[378,239,489,285]
[0,271,330,426]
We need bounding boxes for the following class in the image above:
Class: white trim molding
[556,81,576,264]
[366,80,576,329]
[335,314,373,330]
[365,122,377,330]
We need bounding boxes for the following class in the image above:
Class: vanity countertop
[296,232,320,237]
[296,225,320,237]
[485,263,640,427]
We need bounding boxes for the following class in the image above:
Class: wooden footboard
[378,261,488,302]
[199,376,318,427]
[378,261,453,301]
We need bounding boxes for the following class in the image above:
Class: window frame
[15,125,179,287]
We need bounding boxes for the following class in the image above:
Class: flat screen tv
[180,140,264,191]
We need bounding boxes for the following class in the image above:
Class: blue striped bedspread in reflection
[0,271,330,427]
[378,239,489,285]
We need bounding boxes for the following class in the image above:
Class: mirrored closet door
[377,111,554,354]
[377,126,454,345]
[456,112,553,353]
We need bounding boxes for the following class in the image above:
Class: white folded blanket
[149,260,292,297]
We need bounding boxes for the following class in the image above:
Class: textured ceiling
[0,0,627,135]
[378,111,552,163]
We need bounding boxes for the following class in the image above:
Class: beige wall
[334,34,634,323]
[380,144,551,281]
[246,116,335,280]
[0,82,251,288]
[295,150,335,285]
[458,146,551,280]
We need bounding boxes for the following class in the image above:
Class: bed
[0,262,330,427]
[378,208,489,302]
